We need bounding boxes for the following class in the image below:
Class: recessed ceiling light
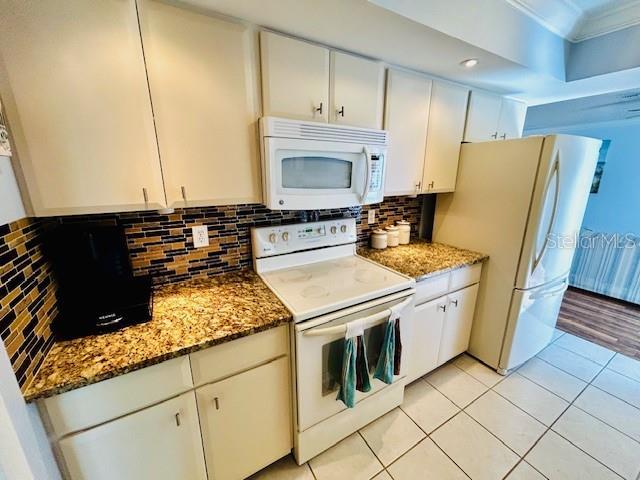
[460,58,479,68]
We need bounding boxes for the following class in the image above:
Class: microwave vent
[263,117,388,146]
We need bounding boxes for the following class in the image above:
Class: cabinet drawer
[449,263,482,292]
[414,272,450,305]
[190,325,289,387]
[42,356,194,437]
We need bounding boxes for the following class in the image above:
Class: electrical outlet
[368,209,376,224]
[192,225,209,248]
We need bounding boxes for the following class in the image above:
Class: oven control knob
[282,232,289,242]
[330,226,337,234]
[340,225,347,233]
[268,233,277,243]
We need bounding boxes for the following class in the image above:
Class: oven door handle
[303,296,412,337]
[360,146,372,203]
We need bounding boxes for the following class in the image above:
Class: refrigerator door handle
[532,156,561,274]
[530,279,568,300]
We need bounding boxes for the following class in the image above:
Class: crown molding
[506,0,583,39]
[573,0,640,41]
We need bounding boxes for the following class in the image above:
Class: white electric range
[252,218,415,464]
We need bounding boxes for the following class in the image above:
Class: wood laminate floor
[558,287,640,360]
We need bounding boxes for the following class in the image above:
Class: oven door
[262,137,384,210]
[294,293,413,432]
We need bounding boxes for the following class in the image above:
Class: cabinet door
[59,392,206,480]
[438,284,479,365]
[196,356,292,480]
[406,297,446,383]
[330,51,385,129]
[0,0,166,215]
[383,69,431,196]
[261,31,329,122]
[422,81,469,193]
[498,98,527,140]
[139,1,262,208]
[463,90,502,143]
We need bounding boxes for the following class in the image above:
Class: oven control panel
[251,218,357,258]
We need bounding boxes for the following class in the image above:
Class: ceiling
[507,0,640,41]
[525,88,640,129]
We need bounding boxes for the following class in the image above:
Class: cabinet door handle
[415,181,422,192]
[428,181,435,190]
[213,397,220,410]
[500,133,507,140]
[491,132,498,139]
[142,187,149,204]
[181,186,187,202]
[337,106,345,117]
[450,299,459,307]
[315,102,323,115]
[175,412,181,427]
[438,304,447,312]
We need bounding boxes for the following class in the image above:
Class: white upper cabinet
[383,69,431,196]
[260,31,329,122]
[139,0,262,208]
[498,98,527,140]
[422,81,470,193]
[330,51,385,129]
[59,392,206,480]
[0,0,166,216]
[464,90,527,142]
[260,32,383,128]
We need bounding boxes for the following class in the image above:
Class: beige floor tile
[371,471,392,480]
[359,408,425,466]
[551,328,565,342]
[493,373,569,426]
[505,461,546,479]
[308,433,383,480]
[537,343,603,382]
[593,368,640,409]
[249,455,314,480]
[465,390,546,456]
[453,354,505,387]
[517,357,587,401]
[575,386,640,442]
[387,438,467,480]
[552,406,640,479]
[401,379,459,433]
[526,430,620,480]
[554,333,615,365]
[608,353,640,383]
[424,363,487,408]
[431,412,519,480]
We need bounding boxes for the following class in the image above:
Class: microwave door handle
[360,146,372,203]
[303,296,412,337]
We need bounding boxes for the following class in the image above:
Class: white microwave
[259,116,388,210]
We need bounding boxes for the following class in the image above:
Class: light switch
[368,209,376,224]
[192,225,209,248]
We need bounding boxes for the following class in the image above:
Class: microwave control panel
[251,218,357,258]
[368,155,384,192]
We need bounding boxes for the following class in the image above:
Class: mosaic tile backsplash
[50,195,422,285]
[0,218,57,387]
[0,195,421,388]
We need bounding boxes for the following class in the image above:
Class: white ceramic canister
[385,225,400,247]
[371,229,388,249]
[396,220,411,245]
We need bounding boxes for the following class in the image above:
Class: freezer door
[499,278,568,372]
[516,135,601,289]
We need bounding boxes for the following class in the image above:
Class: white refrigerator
[434,135,601,373]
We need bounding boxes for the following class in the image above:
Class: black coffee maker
[45,224,152,339]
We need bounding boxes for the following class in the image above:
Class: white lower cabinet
[58,392,206,480]
[406,297,445,383]
[405,266,482,382]
[437,284,479,365]
[196,356,292,480]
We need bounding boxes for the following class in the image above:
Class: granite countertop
[358,240,487,281]
[24,270,292,402]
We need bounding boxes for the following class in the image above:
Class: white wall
[0,155,25,225]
